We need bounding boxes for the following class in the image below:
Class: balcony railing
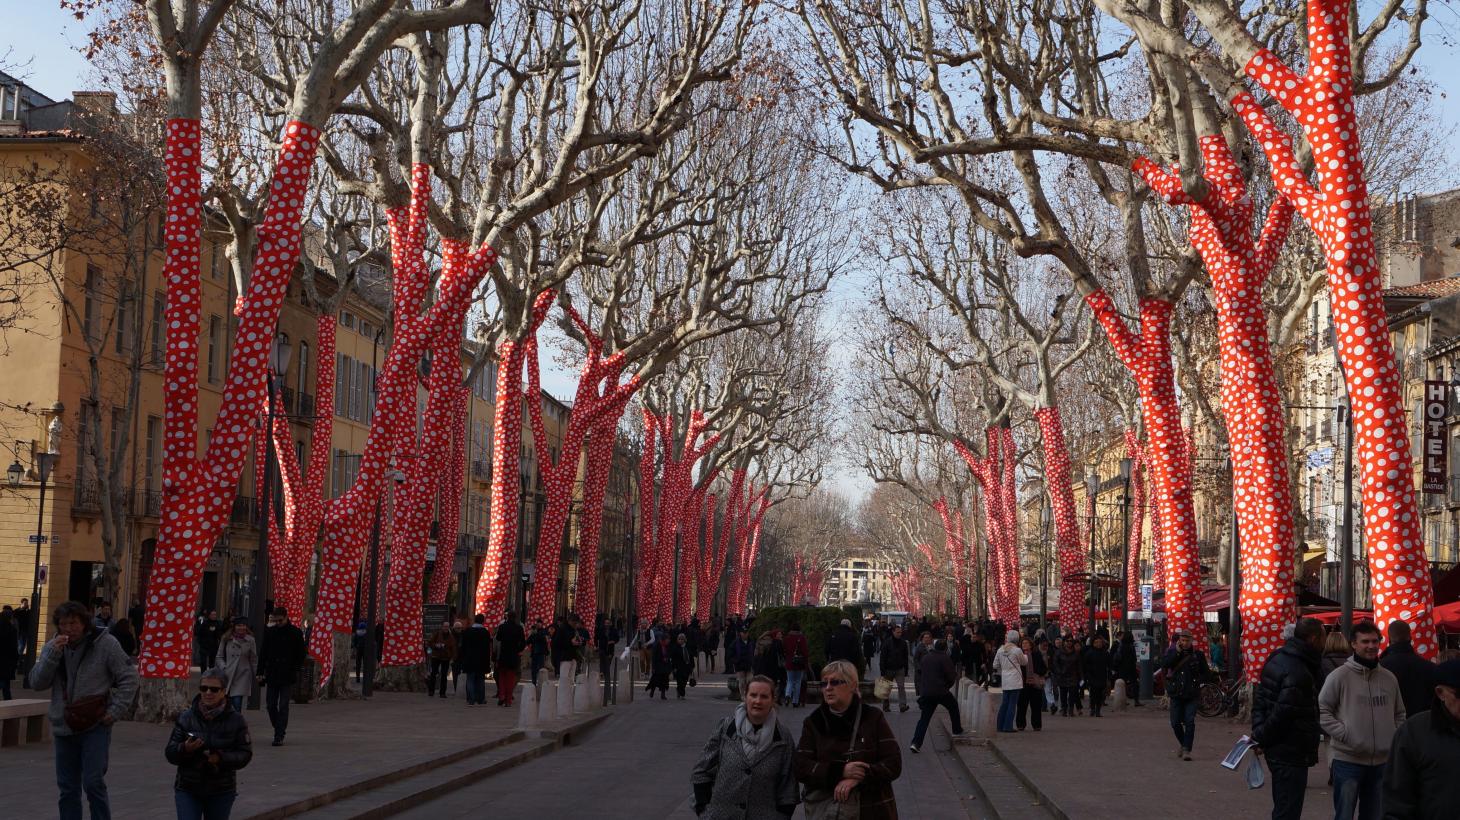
[280,386,296,414]
[471,459,489,481]
[71,480,101,514]
[297,392,315,420]
[231,495,256,526]
[1306,515,1332,542]
[134,487,162,518]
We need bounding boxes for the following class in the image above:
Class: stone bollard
[557,662,575,717]
[587,666,602,708]
[1111,679,1129,711]
[517,682,538,730]
[973,687,995,735]
[621,656,634,704]
[539,679,558,723]
[574,669,593,713]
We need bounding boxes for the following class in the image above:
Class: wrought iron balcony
[297,392,315,420]
[231,495,256,526]
[134,487,162,518]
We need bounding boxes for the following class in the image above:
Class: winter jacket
[993,644,1027,691]
[458,625,493,674]
[917,648,958,698]
[1113,640,1138,682]
[1318,657,1405,766]
[214,634,258,698]
[794,696,902,820]
[165,697,253,796]
[0,618,18,682]
[1319,650,1350,689]
[651,642,676,677]
[259,623,307,686]
[26,627,139,735]
[693,716,798,820]
[879,636,910,675]
[825,625,865,673]
[1051,646,1081,689]
[1250,637,1322,766]
[1160,646,1209,701]
[1381,707,1460,820]
[1081,646,1113,690]
[782,631,810,672]
[673,643,696,677]
[729,638,755,673]
[426,626,458,663]
[753,638,783,679]
[1380,642,1438,716]
[495,621,526,668]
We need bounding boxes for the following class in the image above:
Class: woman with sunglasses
[794,660,903,819]
[165,668,253,819]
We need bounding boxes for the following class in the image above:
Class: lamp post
[1119,457,1133,633]
[1038,500,1051,630]
[247,336,291,709]
[11,435,59,671]
[1086,468,1099,638]
[1338,398,1355,637]
[360,466,406,697]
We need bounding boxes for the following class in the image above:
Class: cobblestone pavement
[397,675,986,820]
[0,684,521,818]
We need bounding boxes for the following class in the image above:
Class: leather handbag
[61,639,110,733]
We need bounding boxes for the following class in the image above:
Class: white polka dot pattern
[427,386,471,606]
[1230,2,1436,656]
[1086,291,1207,650]
[953,428,1022,626]
[1035,407,1090,629]
[139,119,319,679]
[1136,135,1300,678]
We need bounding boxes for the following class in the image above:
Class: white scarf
[734,703,776,760]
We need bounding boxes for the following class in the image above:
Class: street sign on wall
[1140,584,1153,619]
[1422,380,1449,494]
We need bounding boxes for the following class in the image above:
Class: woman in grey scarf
[691,675,799,819]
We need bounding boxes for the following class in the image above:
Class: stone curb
[244,708,612,819]
[984,739,1073,820]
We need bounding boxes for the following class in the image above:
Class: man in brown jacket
[426,622,457,698]
[1318,620,1405,820]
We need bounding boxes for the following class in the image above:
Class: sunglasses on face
[823,678,848,688]
[199,685,223,693]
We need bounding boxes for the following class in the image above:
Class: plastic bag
[874,677,893,699]
[1246,757,1265,789]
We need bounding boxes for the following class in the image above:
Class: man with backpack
[1160,628,1210,761]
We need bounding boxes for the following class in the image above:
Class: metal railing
[71,480,102,514]
[231,495,256,526]
[297,392,315,419]
[471,459,489,481]
[281,386,296,414]
[1306,515,1332,542]
[134,487,162,518]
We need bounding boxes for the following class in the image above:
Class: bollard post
[557,661,575,716]
[539,679,558,723]
[517,681,538,730]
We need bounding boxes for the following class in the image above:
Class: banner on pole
[1140,584,1153,619]
[1422,380,1449,495]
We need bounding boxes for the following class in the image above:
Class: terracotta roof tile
[1383,274,1460,300]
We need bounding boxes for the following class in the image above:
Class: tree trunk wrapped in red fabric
[427,386,470,605]
[1135,134,1298,677]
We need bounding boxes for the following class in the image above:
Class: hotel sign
[1422,380,1449,494]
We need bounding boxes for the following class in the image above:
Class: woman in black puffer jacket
[165,668,253,819]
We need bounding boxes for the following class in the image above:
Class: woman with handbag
[794,660,903,820]
[992,630,1027,733]
[165,668,253,819]
[691,675,798,819]
[27,600,139,820]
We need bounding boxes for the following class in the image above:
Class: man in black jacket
[258,607,306,746]
[1160,629,1208,758]
[1251,617,1325,820]
[1081,635,1113,717]
[458,615,493,706]
[878,624,911,713]
[1382,659,1460,819]
[908,639,963,752]
[1380,618,1437,715]
[495,612,526,706]
[826,619,865,675]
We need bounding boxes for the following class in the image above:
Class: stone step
[286,736,556,820]
[939,715,1058,820]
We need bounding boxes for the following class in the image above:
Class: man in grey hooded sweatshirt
[1318,620,1405,820]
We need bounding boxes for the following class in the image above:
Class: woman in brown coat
[794,660,903,819]
[426,623,457,698]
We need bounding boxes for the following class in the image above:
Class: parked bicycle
[1197,675,1244,718]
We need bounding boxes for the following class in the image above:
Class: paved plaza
[0,668,1351,819]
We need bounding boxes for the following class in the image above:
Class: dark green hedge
[752,605,845,676]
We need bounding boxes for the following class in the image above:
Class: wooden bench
[0,699,51,748]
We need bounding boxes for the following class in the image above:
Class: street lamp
[1119,457,1132,633]
[247,334,291,708]
[18,417,61,670]
[1085,467,1099,638]
[1038,500,1051,630]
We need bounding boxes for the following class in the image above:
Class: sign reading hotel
[1422,380,1449,495]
